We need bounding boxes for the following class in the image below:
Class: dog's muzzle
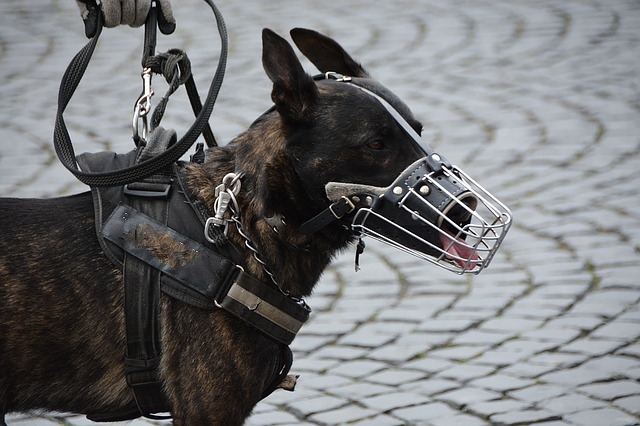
[327,157,511,274]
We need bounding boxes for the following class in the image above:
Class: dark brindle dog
[0,27,510,425]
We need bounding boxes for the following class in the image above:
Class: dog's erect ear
[290,28,370,78]
[262,28,318,124]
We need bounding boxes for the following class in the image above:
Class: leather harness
[77,127,310,421]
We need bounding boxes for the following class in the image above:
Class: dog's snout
[440,192,478,231]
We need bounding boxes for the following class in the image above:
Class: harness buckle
[329,196,356,219]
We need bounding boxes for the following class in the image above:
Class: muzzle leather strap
[299,195,360,234]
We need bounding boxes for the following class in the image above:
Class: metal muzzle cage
[349,158,511,274]
[313,72,512,274]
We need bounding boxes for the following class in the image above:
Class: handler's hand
[76,0,175,37]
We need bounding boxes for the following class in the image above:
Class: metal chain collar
[206,173,308,305]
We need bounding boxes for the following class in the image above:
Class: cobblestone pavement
[2,0,640,425]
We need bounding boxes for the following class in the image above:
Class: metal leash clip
[205,173,243,239]
[132,67,154,143]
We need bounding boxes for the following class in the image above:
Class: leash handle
[54,0,227,187]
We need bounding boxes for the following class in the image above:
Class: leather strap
[102,204,310,345]
[299,195,359,235]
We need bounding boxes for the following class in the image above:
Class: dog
[0,27,452,425]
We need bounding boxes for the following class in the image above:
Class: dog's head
[237,28,510,274]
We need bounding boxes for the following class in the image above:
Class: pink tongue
[439,231,480,271]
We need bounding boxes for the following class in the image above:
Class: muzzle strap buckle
[300,196,359,234]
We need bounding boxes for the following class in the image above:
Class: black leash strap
[54,0,227,187]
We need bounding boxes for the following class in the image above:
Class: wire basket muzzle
[351,159,512,274]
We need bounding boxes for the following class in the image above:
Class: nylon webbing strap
[53,0,228,187]
[123,171,172,416]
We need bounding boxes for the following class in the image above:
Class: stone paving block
[402,357,456,375]
[617,343,640,358]
[613,394,640,416]
[480,317,546,332]
[540,394,608,414]
[435,386,501,406]
[567,295,633,318]
[365,369,426,386]
[617,308,640,324]
[501,362,558,380]
[336,329,397,348]
[262,388,324,405]
[366,342,429,363]
[290,335,336,353]
[472,349,532,367]
[309,346,370,361]
[290,358,340,373]
[452,329,516,346]
[349,414,405,426]
[466,399,532,417]
[436,364,497,382]
[597,265,640,289]
[519,327,583,343]
[417,318,479,332]
[329,359,388,379]
[578,380,640,401]
[490,409,562,425]
[497,304,566,320]
[391,401,459,423]
[579,354,640,376]
[244,410,301,425]
[361,391,430,412]
[528,352,588,368]
[450,296,512,312]
[400,378,461,397]
[376,306,436,322]
[560,337,626,356]
[286,395,348,417]
[297,373,353,391]
[470,374,536,392]
[394,331,454,349]
[543,315,605,332]
[309,404,377,425]
[508,384,570,403]
[329,382,395,399]
[539,365,615,387]
[297,318,357,336]
[499,338,560,355]
[427,345,490,362]
[590,320,640,341]
[563,407,639,426]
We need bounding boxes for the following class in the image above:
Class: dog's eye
[367,140,386,151]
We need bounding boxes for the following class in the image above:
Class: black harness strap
[121,129,174,418]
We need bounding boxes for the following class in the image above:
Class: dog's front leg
[160,298,278,425]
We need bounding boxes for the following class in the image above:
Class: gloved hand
[76,0,175,37]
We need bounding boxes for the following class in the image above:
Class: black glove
[76,0,176,37]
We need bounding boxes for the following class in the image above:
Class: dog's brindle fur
[0,28,426,424]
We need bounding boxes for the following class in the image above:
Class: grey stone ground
[1,0,639,425]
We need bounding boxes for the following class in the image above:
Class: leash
[54,0,227,187]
